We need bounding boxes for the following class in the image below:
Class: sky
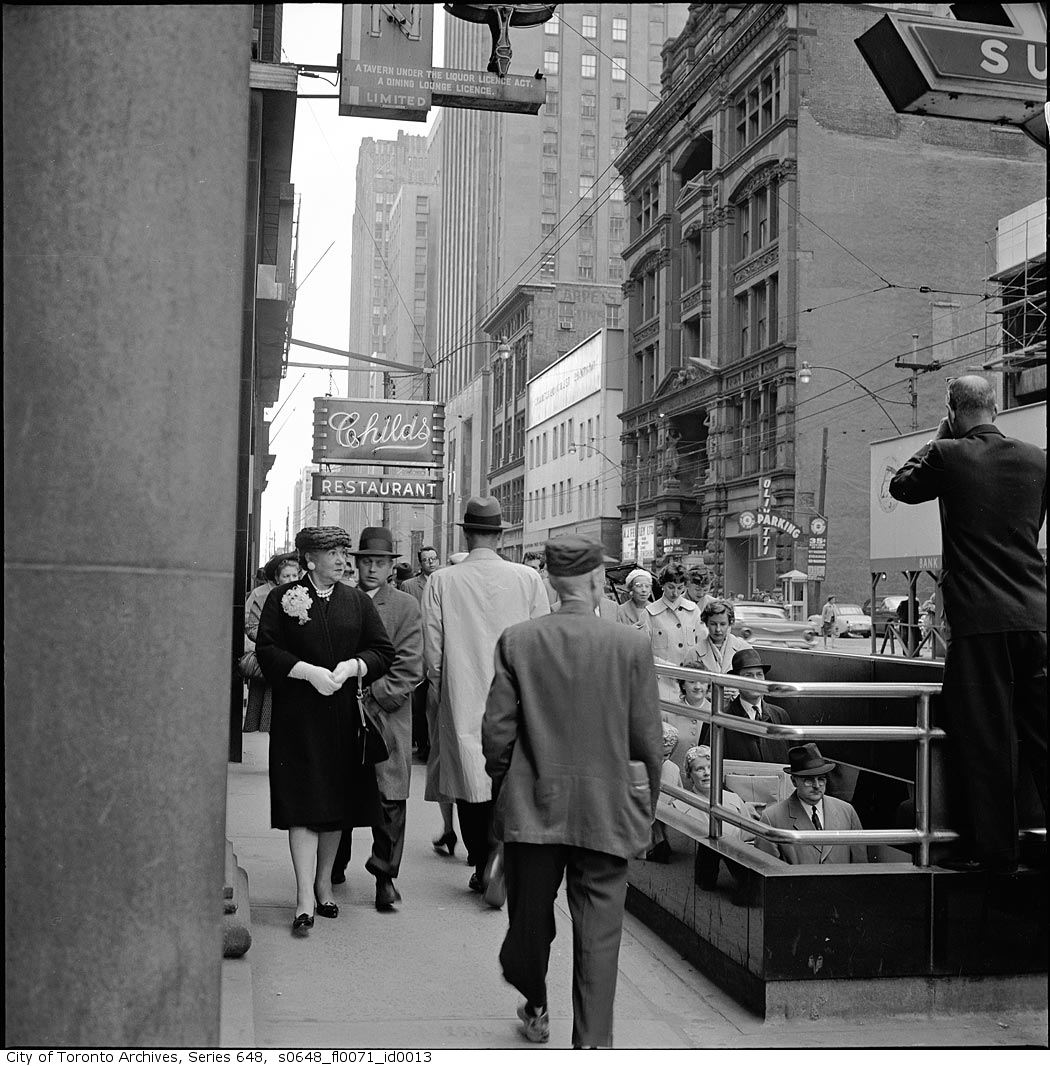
[260,4,446,560]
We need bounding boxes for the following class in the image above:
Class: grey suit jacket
[367,583,423,801]
[756,792,868,865]
[483,601,663,859]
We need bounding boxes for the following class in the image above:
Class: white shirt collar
[740,695,763,717]
[807,797,825,825]
[366,586,380,599]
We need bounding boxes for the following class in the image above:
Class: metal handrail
[655,662,953,866]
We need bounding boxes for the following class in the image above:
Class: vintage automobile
[733,601,817,648]
[863,594,909,637]
[807,602,873,638]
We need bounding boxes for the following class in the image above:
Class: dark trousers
[333,796,407,880]
[940,630,1047,865]
[499,842,628,1049]
[456,799,493,874]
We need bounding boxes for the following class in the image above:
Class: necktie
[811,806,822,831]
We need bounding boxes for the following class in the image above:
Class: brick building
[614,2,1043,604]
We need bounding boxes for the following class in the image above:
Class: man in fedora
[756,744,868,865]
[421,496,549,897]
[331,527,423,911]
[701,647,793,764]
[482,536,662,1048]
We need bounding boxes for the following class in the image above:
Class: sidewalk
[223,732,1046,1050]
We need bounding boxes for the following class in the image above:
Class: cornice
[731,244,779,288]
[615,4,786,179]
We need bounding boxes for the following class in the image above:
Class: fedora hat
[350,527,401,558]
[784,743,836,777]
[728,647,772,675]
[457,495,506,532]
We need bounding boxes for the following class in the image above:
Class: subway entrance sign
[856,4,1047,145]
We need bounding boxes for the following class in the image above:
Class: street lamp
[797,360,911,434]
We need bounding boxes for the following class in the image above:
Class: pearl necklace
[307,574,335,600]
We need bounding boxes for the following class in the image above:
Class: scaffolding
[983,203,1047,408]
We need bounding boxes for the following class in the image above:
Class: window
[631,175,660,238]
[416,195,428,213]
[579,177,595,198]
[682,228,707,290]
[579,485,585,513]
[735,176,779,260]
[567,478,573,512]
[579,212,594,237]
[582,14,597,38]
[539,253,556,279]
[736,273,779,357]
[612,95,626,111]
[543,130,558,156]
[542,433,548,463]
[492,426,502,469]
[578,253,595,280]
[544,50,559,75]
[609,177,624,202]
[611,135,626,156]
[581,93,596,118]
[580,133,596,161]
[612,16,627,41]
[733,60,782,151]
[416,221,427,238]
[640,265,660,320]
[545,12,559,34]
[545,89,559,115]
[542,170,558,197]
[541,487,547,519]
[609,214,625,239]
[581,54,596,78]
[514,412,525,459]
[612,56,627,81]
[541,211,557,237]
[559,300,574,329]
[492,360,504,408]
[634,344,658,402]
[608,256,623,281]
[605,302,621,328]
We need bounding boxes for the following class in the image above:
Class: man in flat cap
[755,744,868,865]
[330,528,423,911]
[482,535,662,1049]
[421,496,550,897]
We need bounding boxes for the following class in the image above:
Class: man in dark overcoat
[702,647,792,764]
[890,375,1046,871]
[332,528,423,909]
[482,536,662,1049]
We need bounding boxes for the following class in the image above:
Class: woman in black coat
[256,526,395,935]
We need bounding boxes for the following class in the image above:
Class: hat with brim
[784,743,836,777]
[728,647,772,676]
[350,527,401,558]
[457,495,506,532]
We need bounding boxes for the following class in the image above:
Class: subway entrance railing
[654,663,955,866]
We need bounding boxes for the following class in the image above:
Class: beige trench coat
[422,547,549,803]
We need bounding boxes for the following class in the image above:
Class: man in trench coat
[332,528,423,910]
[482,536,662,1048]
[421,497,549,893]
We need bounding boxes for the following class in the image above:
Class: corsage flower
[281,585,312,626]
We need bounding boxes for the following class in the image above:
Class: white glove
[332,658,366,685]
[290,661,342,696]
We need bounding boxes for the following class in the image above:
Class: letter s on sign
[980,38,1009,75]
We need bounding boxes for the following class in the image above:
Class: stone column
[3,6,250,1046]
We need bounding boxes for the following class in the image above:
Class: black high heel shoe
[314,890,339,919]
[292,912,314,936]
[432,830,457,857]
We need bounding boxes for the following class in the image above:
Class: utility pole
[896,333,941,432]
[813,426,829,606]
[634,438,641,565]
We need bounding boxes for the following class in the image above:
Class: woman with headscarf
[255,526,395,935]
[616,568,653,626]
[243,551,300,733]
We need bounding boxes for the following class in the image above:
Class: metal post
[915,693,931,867]
[709,677,724,840]
[634,438,641,565]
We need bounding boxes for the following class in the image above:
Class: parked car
[863,594,908,637]
[807,603,873,638]
[733,602,817,649]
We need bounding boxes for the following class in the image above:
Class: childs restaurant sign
[312,474,442,505]
[313,398,445,469]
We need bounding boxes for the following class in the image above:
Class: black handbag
[355,681,389,765]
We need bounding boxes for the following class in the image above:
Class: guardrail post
[709,677,724,840]
[915,693,931,868]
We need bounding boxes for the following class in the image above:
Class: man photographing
[890,375,1046,872]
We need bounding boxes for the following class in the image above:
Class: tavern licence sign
[312,397,444,469]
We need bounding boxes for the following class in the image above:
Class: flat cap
[294,526,352,552]
[544,535,604,577]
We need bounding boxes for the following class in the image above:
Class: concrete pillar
[4,6,250,1046]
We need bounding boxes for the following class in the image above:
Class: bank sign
[856,6,1047,144]
[313,398,444,469]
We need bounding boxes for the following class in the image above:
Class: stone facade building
[614,2,1044,604]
